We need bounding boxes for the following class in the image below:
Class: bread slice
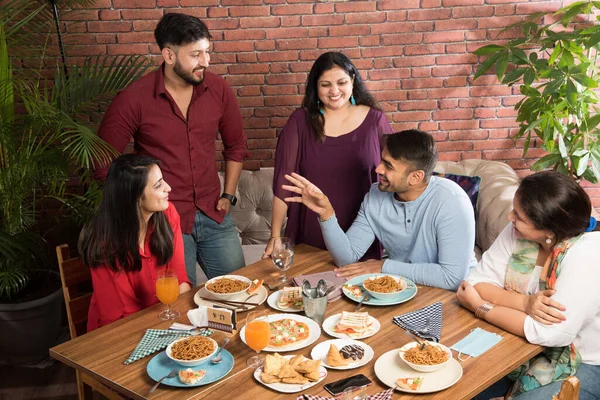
[335,311,369,334]
[278,287,303,310]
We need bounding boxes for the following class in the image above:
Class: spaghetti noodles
[403,344,448,365]
[170,336,216,360]
[364,275,403,293]
[206,278,250,294]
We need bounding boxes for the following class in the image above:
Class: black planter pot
[0,270,63,365]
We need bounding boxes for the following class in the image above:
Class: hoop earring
[546,237,553,244]
[350,95,356,106]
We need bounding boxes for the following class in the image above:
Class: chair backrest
[56,244,93,339]
[552,376,580,400]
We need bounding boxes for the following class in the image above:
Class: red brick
[238,86,262,96]
[360,36,380,46]
[309,27,328,37]
[228,64,269,75]
[369,69,411,80]
[371,22,413,34]
[224,29,266,41]
[99,10,120,20]
[393,56,435,67]
[375,58,394,68]
[179,0,218,5]
[414,22,435,32]
[205,19,239,29]
[495,5,516,16]
[113,0,157,7]
[207,8,228,18]
[466,30,487,40]
[213,41,255,53]
[64,34,97,46]
[497,108,518,118]
[403,78,444,89]
[257,51,298,62]
[68,45,107,56]
[516,2,562,15]
[133,21,156,31]
[240,17,280,28]
[407,9,451,20]
[266,27,308,39]
[387,11,408,22]
[245,128,277,138]
[435,19,477,31]
[228,6,270,17]
[459,98,501,108]
[480,119,519,129]
[407,89,428,100]
[277,38,318,50]
[433,109,473,120]
[432,65,472,77]
[157,0,178,5]
[314,3,334,13]
[247,139,278,149]
[301,15,344,26]
[255,41,276,51]
[489,129,510,138]
[225,75,265,86]
[88,21,132,32]
[117,32,155,44]
[438,152,461,161]
[404,44,445,56]
[419,121,439,131]
[474,139,518,150]
[282,16,302,26]
[210,53,236,64]
[381,33,423,45]
[424,31,464,43]
[263,85,299,95]
[272,4,313,15]
[266,73,307,85]
[400,100,438,111]
[107,44,148,55]
[438,141,474,151]
[393,111,432,122]
[421,0,442,6]
[96,34,117,44]
[289,62,312,72]
[265,96,303,106]
[449,130,489,140]
[62,10,99,21]
[439,120,479,130]
[470,86,512,97]
[255,107,297,117]
[329,25,371,36]
[377,0,420,10]
[238,97,265,107]
[361,46,404,57]
[376,90,408,101]
[365,80,402,91]
[121,9,163,19]
[435,54,478,65]
[222,0,262,4]
[461,152,483,160]
[346,12,387,24]
[318,37,358,49]
[478,16,521,28]
[445,77,468,87]
[336,1,377,13]
[443,0,483,5]
[243,119,270,130]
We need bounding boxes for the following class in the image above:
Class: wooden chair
[553,376,580,400]
[56,244,124,400]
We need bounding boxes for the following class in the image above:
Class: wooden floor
[0,359,77,400]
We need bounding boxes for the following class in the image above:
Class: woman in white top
[457,171,600,400]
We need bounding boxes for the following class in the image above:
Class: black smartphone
[323,374,373,396]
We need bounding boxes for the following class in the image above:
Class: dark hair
[302,52,379,142]
[384,130,438,180]
[516,171,597,243]
[81,154,174,272]
[154,13,212,50]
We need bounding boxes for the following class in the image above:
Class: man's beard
[173,61,205,86]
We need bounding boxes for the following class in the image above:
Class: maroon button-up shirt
[94,66,248,234]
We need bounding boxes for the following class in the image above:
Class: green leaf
[531,153,561,170]
[511,47,529,64]
[549,42,562,65]
[524,69,536,86]
[473,44,505,56]
[502,68,527,85]
[575,152,590,177]
[529,52,538,63]
[496,51,510,80]
[523,131,532,156]
[543,77,565,95]
[558,135,568,159]
[566,79,577,106]
[572,74,598,88]
[473,52,501,81]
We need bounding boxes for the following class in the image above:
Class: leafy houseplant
[0,0,154,302]
[472,1,600,182]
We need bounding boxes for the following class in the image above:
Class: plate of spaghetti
[342,274,417,306]
[399,341,452,372]
[166,336,218,367]
[204,275,252,300]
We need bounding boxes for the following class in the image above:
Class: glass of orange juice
[245,310,270,368]
[156,269,180,321]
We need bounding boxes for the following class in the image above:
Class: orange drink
[156,276,179,305]
[245,320,270,353]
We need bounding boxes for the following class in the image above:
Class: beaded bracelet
[475,302,495,319]
[318,212,335,223]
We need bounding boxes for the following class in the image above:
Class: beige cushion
[220,160,519,264]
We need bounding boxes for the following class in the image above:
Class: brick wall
[60,0,600,207]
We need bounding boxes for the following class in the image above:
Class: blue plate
[342,273,417,306]
[146,349,234,387]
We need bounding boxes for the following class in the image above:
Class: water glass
[271,237,294,284]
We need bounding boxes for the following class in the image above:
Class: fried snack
[260,354,320,386]
[326,344,351,367]
[260,372,282,384]
[282,374,309,385]
[304,371,321,382]
[263,353,287,375]
[288,354,305,368]
[295,359,321,375]
[277,364,300,379]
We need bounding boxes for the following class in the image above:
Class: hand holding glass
[271,237,294,284]
[156,269,180,321]
[245,310,270,368]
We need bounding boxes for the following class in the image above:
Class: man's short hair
[385,130,438,179]
[154,13,212,50]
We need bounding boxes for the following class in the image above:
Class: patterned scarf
[504,236,582,399]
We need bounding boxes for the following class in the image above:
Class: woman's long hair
[517,171,598,243]
[81,154,174,272]
[302,51,379,142]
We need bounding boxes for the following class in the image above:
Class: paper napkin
[296,388,394,400]
[392,301,443,342]
[123,328,212,365]
[292,270,346,302]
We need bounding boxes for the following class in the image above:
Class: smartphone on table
[323,374,373,396]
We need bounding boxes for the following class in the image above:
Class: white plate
[267,289,303,312]
[253,355,327,393]
[322,313,380,340]
[374,348,463,394]
[310,339,374,370]
[240,313,321,352]
[193,284,268,311]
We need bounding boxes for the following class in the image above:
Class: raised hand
[524,289,566,325]
[282,173,334,221]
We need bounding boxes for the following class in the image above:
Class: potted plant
[472,1,600,183]
[0,0,153,363]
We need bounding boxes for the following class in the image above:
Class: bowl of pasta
[398,341,452,372]
[166,336,218,367]
[362,275,406,301]
[205,275,252,300]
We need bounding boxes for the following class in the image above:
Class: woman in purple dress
[264,52,394,260]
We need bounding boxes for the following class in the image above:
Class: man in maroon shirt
[94,13,247,284]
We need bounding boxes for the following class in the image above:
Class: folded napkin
[296,388,394,400]
[123,328,212,365]
[292,270,346,302]
[392,301,443,342]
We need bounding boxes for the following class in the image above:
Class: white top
[466,223,600,364]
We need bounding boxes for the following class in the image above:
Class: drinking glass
[156,269,180,321]
[271,237,294,284]
[245,310,270,368]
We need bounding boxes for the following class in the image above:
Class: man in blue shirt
[282,130,476,290]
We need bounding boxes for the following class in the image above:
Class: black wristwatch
[220,193,237,206]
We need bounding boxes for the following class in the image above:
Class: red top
[87,202,190,332]
[94,66,248,233]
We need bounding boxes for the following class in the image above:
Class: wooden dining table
[50,244,543,399]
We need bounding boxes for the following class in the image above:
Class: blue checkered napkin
[123,329,213,365]
[392,301,443,342]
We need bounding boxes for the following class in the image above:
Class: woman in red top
[81,154,191,331]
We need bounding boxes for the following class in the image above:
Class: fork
[354,290,370,312]
[149,369,178,393]
[158,327,207,338]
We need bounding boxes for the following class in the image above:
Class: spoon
[405,330,428,350]
[149,369,178,393]
[302,280,312,298]
[210,337,231,365]
[316,279,327,297]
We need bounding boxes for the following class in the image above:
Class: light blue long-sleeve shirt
[320,176,477,291]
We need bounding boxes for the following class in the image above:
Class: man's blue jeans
[182,211,245,285]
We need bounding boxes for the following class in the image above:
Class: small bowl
[166,336,218,367]
[398,341,452,372]
[204,275,252,301]
[362,275,406,301]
